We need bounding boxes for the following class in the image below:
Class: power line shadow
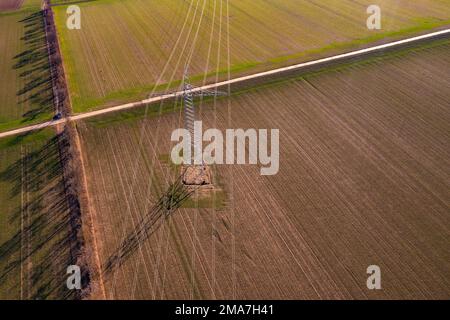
[103,176,194,275]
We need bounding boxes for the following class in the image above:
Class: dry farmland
[0,1,42,12]
[53,0,450,112]
[77,39,450,299]
[0,4,54,133]
[0,0,24,12]
[0,129,77,300]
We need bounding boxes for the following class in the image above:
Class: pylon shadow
[103,176,194,275]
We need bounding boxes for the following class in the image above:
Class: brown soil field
[0,0,24,11]
[77,40,450,299]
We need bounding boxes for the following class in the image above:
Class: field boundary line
[0,28,449,139]
[44,0,107,299]
[71,123,107,299]
[20,145,24,300]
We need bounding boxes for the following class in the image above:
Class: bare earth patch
[77,40,450,299]
[0,0,24,11]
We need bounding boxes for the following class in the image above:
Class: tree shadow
[103,176,194,275]
[0,133,84,299]
[14,11,55,122]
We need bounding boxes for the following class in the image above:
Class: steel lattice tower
[182,69,227,164]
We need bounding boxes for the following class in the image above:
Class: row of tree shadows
[2,6,199,299]
[5,9,194,296]
[14,11,55,122]
[0,133,82,300]
[7,8,195,291]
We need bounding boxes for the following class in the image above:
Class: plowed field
[77,39,450,299]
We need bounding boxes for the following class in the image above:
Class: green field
[0,1,54,133]
[0,129,77,299]
[53,0,450,112]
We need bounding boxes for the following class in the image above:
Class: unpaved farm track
[68,122,107,299]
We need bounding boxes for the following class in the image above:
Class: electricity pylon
[182,69,227,162]
[181,70,227,185]
[153,69,227,185]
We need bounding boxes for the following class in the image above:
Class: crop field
[0,129,77,300]
[0,1,42,12]
[0,3,54,133]
[77,39,450,299]
[0,0,24,12]
[52,0,450,112]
